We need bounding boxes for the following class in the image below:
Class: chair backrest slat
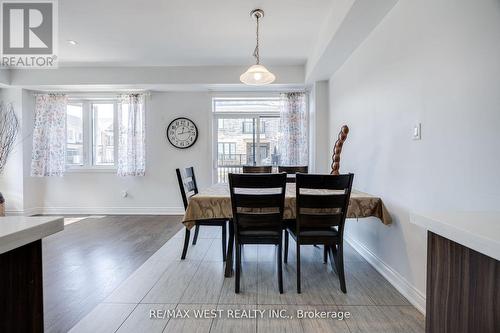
[278,166,308,174]
[298,194,347,209]
[242,165,272,173]
[296,173,354,234]
[233,193,283,208]
[278,166,308,183]
[176,167,199,210]
[230,173,284,188]
[229,173,286,234]
[297,173,352,190]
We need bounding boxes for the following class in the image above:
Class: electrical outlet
[412,123,421,140]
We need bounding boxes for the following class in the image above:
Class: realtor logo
[1,0,58,68]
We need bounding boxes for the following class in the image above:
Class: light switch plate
[413,123,421,140]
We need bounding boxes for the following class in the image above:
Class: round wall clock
[166,117,198,149]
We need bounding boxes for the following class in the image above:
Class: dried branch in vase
[0,102,19,175]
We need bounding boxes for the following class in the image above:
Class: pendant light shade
[240,9,276,86]
[240,64,276,85]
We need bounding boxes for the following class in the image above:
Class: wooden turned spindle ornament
[331,125,349,175]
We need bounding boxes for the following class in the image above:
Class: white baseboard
[4,209,28,216]
[345,235,426,315]
[23,207,43,216]
[15,206,185,216]
[4,207,44,216]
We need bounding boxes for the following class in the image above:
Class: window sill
[65,168,117,174]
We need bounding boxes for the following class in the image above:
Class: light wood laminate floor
[68,224,425,333]
[43,215,183,333]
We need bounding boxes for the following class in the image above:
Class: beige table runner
[182,183,392,229]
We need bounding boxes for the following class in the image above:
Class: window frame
[212,97,282,183]
[65,99,119,172]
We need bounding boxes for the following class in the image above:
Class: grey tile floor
[69,227,424,333]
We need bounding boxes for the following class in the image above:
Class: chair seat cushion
[239,230,281,237]
[287,224,339,237]
[196,219,228,225]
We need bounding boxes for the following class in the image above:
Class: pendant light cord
[253,16,260,64]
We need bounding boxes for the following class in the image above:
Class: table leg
[224,220,234,277]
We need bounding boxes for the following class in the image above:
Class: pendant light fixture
[240,9,276,85]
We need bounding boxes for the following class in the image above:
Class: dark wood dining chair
[176,167,227,261]
[242,165,272,173]
[284,173,354,293]
[229,173,287,293]
[278,166,309,183]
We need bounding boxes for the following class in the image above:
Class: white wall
[28,92,213,214]
[328,0,500,312]
[0,69,10,86]
[309,81,330,173]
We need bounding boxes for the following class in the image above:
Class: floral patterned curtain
[117,94,146,176]
[31,94,68,177]
[279,92,308,166]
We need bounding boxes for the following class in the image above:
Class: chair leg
[235,243,241,293]
[278,241,284,294]
[328,245,339,274]
[337,243,347,293]
[224,220,234,277]
[284,230,289,264]
[323,245,328,264]
[181,228,190,260]
[192,225,200,245]
[222,223,227,262]
[296,242,301,293]
[329,244,347,293]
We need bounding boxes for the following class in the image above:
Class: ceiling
[58,0,334,67]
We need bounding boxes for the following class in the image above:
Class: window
[242,120,254,134]
[218,142,236,160]
[213,98,281,182]
[65,100,118,169]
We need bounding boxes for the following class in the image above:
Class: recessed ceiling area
[5,0,400,90]
[58,0,335,67]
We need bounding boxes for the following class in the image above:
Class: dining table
[181,182,392,277]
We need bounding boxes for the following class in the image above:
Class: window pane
[242,121,254,134]
[259,117,280,166]
[216,118,255,182]
[92,103,114,166]
[66,104,84,166]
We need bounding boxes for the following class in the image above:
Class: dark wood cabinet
[0,240,44,333]
[426,231,500,333]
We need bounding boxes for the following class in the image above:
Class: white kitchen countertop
[410,212,500,261]
[0,216,64,254]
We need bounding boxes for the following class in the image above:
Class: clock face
[166,117,198,149]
